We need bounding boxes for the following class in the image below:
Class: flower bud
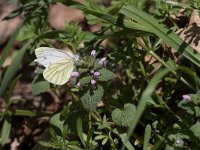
[94,71,101,78]
[91,79,96,85]
[182,94,191,101]
[76,82,80,87]
[98,57,106,65]
[90,70,94,74]
[71,71,80,78]
[90,50,96,57]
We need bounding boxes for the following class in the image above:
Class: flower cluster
[70,49,107,87]
[89,50,106,85]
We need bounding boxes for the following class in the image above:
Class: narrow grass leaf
[143,124,151,150]
[14,109,50,117]
[0,41,32,97]
[56,0,150,32]
[120,5,200,67]
[0,25,22,68]
[0,112,12,145]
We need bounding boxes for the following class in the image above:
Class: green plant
[1,0,200,149]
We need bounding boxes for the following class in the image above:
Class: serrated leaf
[32,80,50,95]
[112,103,136,127]
[190,122,200,139]
[98,68,116,81]
[79,76,93,85]
[195,106,200,117]
[80,85,104,111]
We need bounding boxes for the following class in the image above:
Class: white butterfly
[34,47,79,85]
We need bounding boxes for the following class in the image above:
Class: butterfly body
[34,47,77,85]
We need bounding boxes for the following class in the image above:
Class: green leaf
[94,135,106,140]
[37,30,72,40]
[49,113,64,137]
[102,137,108,145]
[111,103,136,127]
[0,41,32,97]
[38,141,55,148]
[86,127,95,149]
[16,24,37,41]
[57,0,149,31]
[98,68,116,81]
[3,8,21,20]
[86,14,101,25]
[194,106,200,117]
[79,76,93,85]
[143,124,151,150]
[120,5,200,68]
[13,109,49,117]
[81,31,97,42]
[4,75,21,102]
[0,25,22,69]
[80,85,104,111]
[0,112,12,145]
[32,80,50,95]
[76,117,85,148]
[190,122,200,139]
[119,133,135,150]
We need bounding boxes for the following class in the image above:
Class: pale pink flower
[91,79,96,85]
[91,50,96,57]
[94,71,100,78]
[98,57,106,65]
[76,82,80,86]
[71,71,80,78]
[182,95,191,101]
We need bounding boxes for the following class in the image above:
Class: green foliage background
[1,0,200,149]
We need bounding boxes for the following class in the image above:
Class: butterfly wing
[35,47,73,68]
[43,58,74,85]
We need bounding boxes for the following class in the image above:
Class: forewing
[43,58,74,85]
[35,47,71,68]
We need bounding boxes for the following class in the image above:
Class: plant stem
[155,92,184,123]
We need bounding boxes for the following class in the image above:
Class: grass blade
[0,40,32,97]
[143,124,151,150]
[0,25,22,68]
[120,5,200,67]
[0,112,12,145]
[56,0,150,32]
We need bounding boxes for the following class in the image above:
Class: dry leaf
[177,10,200,52]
